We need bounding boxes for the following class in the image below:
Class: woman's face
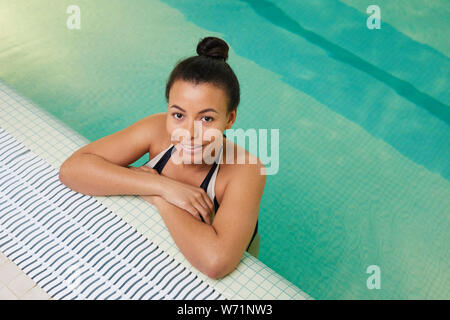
[166,79,236,162]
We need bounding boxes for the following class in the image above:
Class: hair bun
[196,37,229,62]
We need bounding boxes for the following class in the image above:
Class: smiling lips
[180,143,205,154]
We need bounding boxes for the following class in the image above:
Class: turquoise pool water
[0,0,449,299]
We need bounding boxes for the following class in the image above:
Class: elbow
[58,161,69,186]
[203,254,235,280]
[58,158,82,193]
[204,264,228,280]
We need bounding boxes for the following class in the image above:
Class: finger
[195,192,213,215]
[192,201,211,225]
[201,191,215,214]
[186,205,202,222]
[194,192,213,218]
[195,188,213,212]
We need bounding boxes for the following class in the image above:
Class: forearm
[59,153,164,196]
[153,197,224,278]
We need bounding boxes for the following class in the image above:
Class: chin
[180,142,222,164]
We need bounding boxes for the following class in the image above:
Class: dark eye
[202,116,213,122]
[173,113,183,119]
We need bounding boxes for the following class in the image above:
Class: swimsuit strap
[151,145,176,174]
[199,162,218,192]
[200,160,221,214]
[247,220,258,251]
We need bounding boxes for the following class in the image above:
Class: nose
[185,119,201,141]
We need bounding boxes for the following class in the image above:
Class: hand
[160,178,215,225]
[129,165,215,224]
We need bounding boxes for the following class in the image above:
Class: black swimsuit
[146,135,259,251]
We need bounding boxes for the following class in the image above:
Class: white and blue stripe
[0,126,225,300]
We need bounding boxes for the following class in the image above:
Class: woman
[59,37,266,279]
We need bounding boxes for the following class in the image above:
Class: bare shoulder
[141,112,167,140]
[141,112,171,157]
[223,140,266,171]
[219,140,267,192]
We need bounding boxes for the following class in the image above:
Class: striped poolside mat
[0,126,225,300]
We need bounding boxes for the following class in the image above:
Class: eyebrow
[169,105,218,114]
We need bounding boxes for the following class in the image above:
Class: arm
[59,114,166,196]
[151,161,266,279]
[59,152,166,196]
[59,113,215,220]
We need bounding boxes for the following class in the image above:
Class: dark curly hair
[165,37,240,113]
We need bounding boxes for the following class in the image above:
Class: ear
[225,109,237,130]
